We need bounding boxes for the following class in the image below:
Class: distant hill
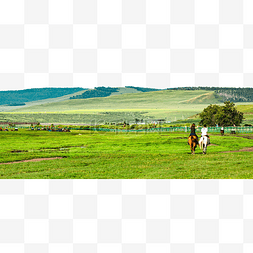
[125,86,161,92]
[70,87,119,100]
[180,92,221,104]
[5,88,253,124]
[0,87,85,105]
[169,87,253,103]
[70,86,253,103]
[2,87,253,107]
[69,86,161,100]
[11,89,221,113]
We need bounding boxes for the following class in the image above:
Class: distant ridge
[0,87,85,105]
[70,86,253,103]
[1,86,253,106]
[168,87,253,103]
[69,86,162,100]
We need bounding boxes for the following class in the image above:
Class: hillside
[0,87,85,106]
[11,90,220,112]
[2,89,253,124]
[235,104,253,125]
[170,87,253,103]
[180,92,221,104]
[0,90,86,112]
[69,86,160,100]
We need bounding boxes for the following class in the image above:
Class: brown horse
[188,135,198,155]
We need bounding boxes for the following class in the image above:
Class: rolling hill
[0,89,223,124]
[0,90,86,112]
[0,87,86,106]
[69,86,161,100]
[1,87,253,125]
[0,86,160,112]
[10,90,220,112]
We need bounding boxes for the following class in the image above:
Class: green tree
[215,101,244,126]
[199,104,220,126]
[199,101,244,127]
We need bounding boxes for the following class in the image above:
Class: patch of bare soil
[242,136,253,139]
[10,150,27,153]
[0,157,65,165]
[209,144,218,146]
[222,147,253,153]
[235,135,253,140]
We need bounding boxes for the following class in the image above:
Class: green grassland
[0,90,85,112]
[12,90,220,112]
[1,89,252,125]
[1,90,222,124]
[0,129,252,179]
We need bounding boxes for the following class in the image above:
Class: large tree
[199,101,244,127]
[199,104,220,126]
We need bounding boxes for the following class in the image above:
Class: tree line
[168,87,253,102]
[70,87,119,99]
[70,86,161,100]
[125,86,160,92]
[0,88,85,105]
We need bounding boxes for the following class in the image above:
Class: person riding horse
[201,124,210,144]
[220,126,224,136]
[188,123,198,145]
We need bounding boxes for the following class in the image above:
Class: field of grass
[11,90,220,112]
[0,90,85,112]
[0,129,252,179]
[1,89,252,125]
[0,109,202,125]
[0,90,222,124]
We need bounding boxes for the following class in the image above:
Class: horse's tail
[199,137,203,149]
[203,136,207,149]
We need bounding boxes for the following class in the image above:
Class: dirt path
[0,157,64,165]
[222,147,253,153]
[234,135,253,140]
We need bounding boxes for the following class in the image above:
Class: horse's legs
[190,141,194,155]
[203,143,207,154]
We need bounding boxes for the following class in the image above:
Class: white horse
[199,136,208,154]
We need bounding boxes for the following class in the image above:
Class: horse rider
[188,123,198,145]
[220,126,224,136]
[201,124,210,144]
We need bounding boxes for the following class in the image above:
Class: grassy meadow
[0,88,252,179]
[0,129,252,179]
[0,90,221,124]
[1,89,252,125]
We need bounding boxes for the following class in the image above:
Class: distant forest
[7,103,26,106]
[70,87,119,100]
[125,86,160,92]
[168,87,253,102]
[70,86,160,100]
[0,88,84,105]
